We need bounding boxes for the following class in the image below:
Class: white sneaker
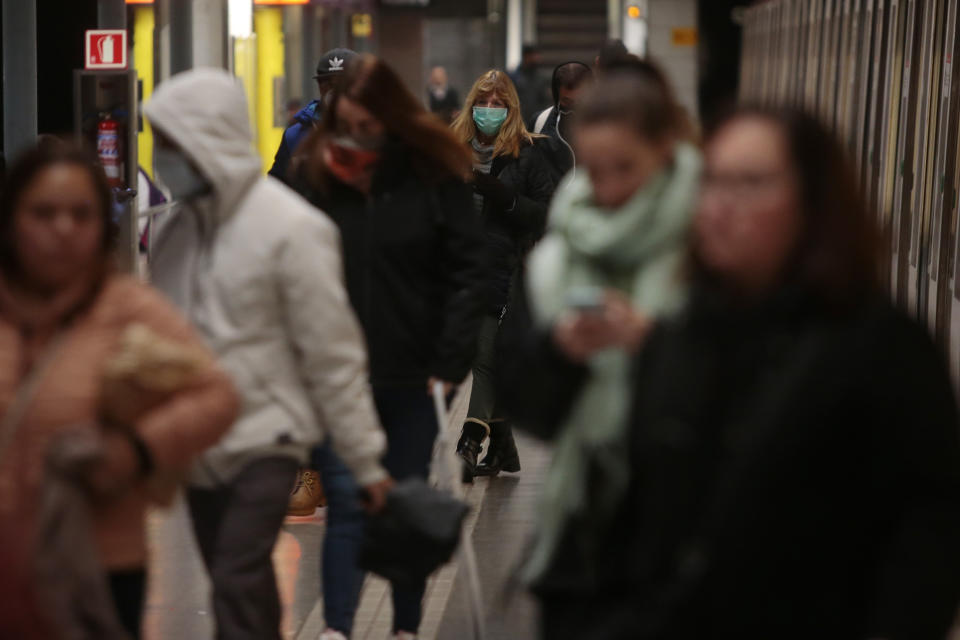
[319,631,348,640]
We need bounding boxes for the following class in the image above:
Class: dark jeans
[313,386,439,635]
[108,569,146,639]
[466,315,501,426]
[312,442,366,635]
[187,457,299,640]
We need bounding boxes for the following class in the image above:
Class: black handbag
[359,478,469,587]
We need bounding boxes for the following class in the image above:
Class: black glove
[473,170,516,212]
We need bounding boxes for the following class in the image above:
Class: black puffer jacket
[533,107,576,185]
[501,289,960,640]
[299,141,486,387]
[478,139,555,313]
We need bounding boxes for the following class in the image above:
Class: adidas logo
[329,56,345,71]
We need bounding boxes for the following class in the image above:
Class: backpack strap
[533,107,554,134]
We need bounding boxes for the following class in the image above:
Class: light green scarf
[524,142,701,583]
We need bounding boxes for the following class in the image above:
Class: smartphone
[565,287,605,314]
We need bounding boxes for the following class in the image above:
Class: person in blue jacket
[268,48,358,183]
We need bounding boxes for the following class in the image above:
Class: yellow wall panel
[255,7,284,172]
[233,36,259,146]
[134,6,154,177]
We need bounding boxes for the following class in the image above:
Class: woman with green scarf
[498,71,701,635]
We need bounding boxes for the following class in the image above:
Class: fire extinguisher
[97,112,123,188]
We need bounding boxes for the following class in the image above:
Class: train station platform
[141,385,549,640]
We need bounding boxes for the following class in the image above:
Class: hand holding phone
[554,288,653,361]
[565,286,606,315]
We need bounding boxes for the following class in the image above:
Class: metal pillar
[169,0,193,75]
[2,0,38,163]
[96,2,138,275]
[98,0,126,29]
[523,0,537,44]
[192,0,227,68]
[157,0,225,79]
[302,6,323,100]
[284,6,305,104]
[609,0,623,39]
[506,0,523,70]
[156,0,172,83]
[155,0,193,79]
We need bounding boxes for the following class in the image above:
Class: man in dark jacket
[268,48,357,183]
[427,66,460,124]
[530,61,594,184]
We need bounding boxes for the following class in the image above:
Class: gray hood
[146,71,389,488]
[144,68,262,223]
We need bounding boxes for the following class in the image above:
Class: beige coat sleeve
[276,213,388,487]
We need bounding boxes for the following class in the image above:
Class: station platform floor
[135,397,960,640]
[140,385,549,640]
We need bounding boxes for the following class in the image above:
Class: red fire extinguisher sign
[85,30,127,70]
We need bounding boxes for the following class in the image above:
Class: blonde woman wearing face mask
[451,69,556,480]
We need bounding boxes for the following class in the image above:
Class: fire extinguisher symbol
[86,30,126,69]
[97,35,114,65]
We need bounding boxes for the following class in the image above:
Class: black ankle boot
[456,421,488,479]
[475,423,520,477]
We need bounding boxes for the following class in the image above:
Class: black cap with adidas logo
[314,48,359,79]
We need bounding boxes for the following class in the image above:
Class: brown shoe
[287,469,325,516]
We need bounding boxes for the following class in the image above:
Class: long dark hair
[299,54,472,187]
[0,142,115,278]
[697,107,879,307]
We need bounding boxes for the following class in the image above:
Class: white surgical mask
[155,147,210,201]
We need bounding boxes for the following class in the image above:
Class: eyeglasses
[700,170,791,200]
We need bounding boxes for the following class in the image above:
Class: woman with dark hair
[0,143,237,638]
[450,69,555,480]
[509,108,960,639]
[293,54,485,640]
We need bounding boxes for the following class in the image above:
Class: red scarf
[325,140,381,187]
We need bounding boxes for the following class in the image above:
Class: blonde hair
[451,69,540,159]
